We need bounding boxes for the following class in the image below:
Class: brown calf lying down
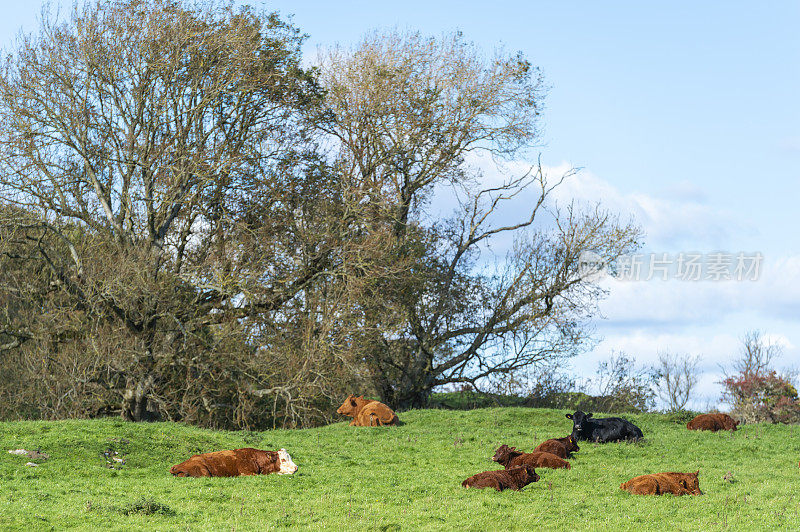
[534,435,580,459]
[170,448,298,477]
[620,471,702,496]
[462,465,539,491]
[336,394,398,427]
[686,413,739,432]
[492,444,571,470]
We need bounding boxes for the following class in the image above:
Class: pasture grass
[1,408,799,530]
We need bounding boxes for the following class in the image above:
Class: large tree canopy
[317,31,641,408]
[0,0,356,426]
[0,2,640,427]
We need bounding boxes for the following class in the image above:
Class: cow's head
[276,448,298,475]
[566,411,592,434]
[564,435,580,453]
[524,464,540,483]
[680,471,702,495]
[510,464,539,485]
[336,395,360,416]
[492,444,522,466]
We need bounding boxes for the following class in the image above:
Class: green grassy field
[1,408,799,531]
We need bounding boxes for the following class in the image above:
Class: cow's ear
[565,414,573,419]
[586,413,593,418]
[694,470,699,477]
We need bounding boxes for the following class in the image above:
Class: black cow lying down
[566,410,643,443]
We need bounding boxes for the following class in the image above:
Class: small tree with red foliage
[721,331,800,424]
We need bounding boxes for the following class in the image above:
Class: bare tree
[591,351,658,412]
[657,351,700,412]
[733,330,782,379]
[318,31,642,408]
[720,330,799,424]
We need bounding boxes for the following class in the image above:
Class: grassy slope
[1,409,799,531]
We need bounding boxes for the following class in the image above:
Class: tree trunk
[122,373,161,422]
[370,343,437,410]
[377,368,435,410]
[392,387,432,410]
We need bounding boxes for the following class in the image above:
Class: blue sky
[3,1,798,407]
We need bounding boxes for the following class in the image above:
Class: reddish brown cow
[336,395,398,427]
[170,448,298,477]
[492,444,571,470]
[462,465,540,491]
[534,435,580,459]
[620,471,702,496]
[686,413,739,432]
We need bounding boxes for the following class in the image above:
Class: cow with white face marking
[275,449,298,475]
[170,448,298,477]
[566,410,643,443]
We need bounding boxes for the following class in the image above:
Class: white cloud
[546,165,745,249]
[779,136,800,152]
[441,154,745,250]
[593,253,800,327]
[658,180,709,203]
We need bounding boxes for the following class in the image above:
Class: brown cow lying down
[492,444,571,470]
[620,471,702,496]
[462,465,539,491]
[336,394,398,427]
[686,413,739,432]
[534,435,580,459]
[170,448,298,477]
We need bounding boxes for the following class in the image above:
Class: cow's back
[357,401,398,426]
[593,417,642,442]
[620,473,677,495]
[687,413,736,432]
[687,414,718,431]
[463,471,501,490]
[533,440,568,458]
[620,474,660,495]
[462,467,536,491]
[170,448,268,477]
[621,472,698,496]
[510,451,570,470]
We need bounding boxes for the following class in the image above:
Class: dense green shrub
[431,390,653,414]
